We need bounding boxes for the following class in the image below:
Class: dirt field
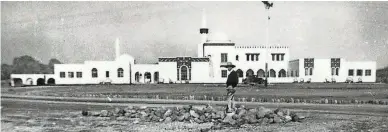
[3,83,388,101]
[2,99,388,132]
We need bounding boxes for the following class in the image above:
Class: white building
[9,10,376,86]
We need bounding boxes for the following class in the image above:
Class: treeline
[377,66,388,83]
[1,55,62,80]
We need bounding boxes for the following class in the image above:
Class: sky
[1,1,388,68]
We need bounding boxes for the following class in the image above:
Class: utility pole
[262,1,273,87]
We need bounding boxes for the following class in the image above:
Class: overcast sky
[1,1,388,68]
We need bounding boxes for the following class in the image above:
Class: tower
[198,9,209,57]
[115,38,120,59]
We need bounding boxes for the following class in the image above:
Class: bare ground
[2,99,388,132]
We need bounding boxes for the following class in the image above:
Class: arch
[257,69,265,78]
[154,72,159,83]
[13,78,23,87]
[180,66,188,80]
[47,78,55,85]
[135,72,140,82]
[26,78,33,85]
[278,69,286,77]
[37,78,45,85]
[236,55,239,61]
[236,69,243,78]
[92,68,98,78]
[269,69,276,77]
[117,68,124,77]
[144,72,151,83]
[246,69,254,77]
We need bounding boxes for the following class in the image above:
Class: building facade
[9,10,377,86]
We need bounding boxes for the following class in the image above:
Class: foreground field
[3,83,388,101]
[2,99,388,132]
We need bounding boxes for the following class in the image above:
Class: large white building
[10,10,376,86]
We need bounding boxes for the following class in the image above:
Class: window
[181,66,188,80]
[291,70,294,77]
[276,54,280,61]
[246,54,249,61]
[92,68,98,78]
[221,70,227,78]
[68,72,74,78]
[236,55,239,61]
[60,72,65,78]
[335,68,339,76]
[348,69,354,76]
[221,53,228,62]
[251,54,254,61]
[331,68,335,75]
[106,71,110,77]
[281,54,284,61]
[296,70,299,77]
[365,69,371,76]
[117,68,124,77]
[357,69,363,76]
[309,68,313,75]
[272,54,275,61]
[76,72,82,78]
[305,68,309,76]
[255,55,259,61]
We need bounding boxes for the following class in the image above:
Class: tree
[1,64,12,80]
[12,55,42,74]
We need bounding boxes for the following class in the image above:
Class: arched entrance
[246,69,254,78]
[278,69,286,77]
[135,72,140,83]
[13,78,23,87]
[26,78,33,85]
[269,69,276,77]
[257,69,265,78]
[37,78,45,85]
[144,72,151,83]
[236,69,243,78]
[154,72,159,83]
[47,78,55,85]
[180,66,188,81]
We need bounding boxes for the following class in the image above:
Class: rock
[284,115,292,122]
[261,118,269,125]
[201,128,211,132]
[334,100,338,104]
[222,113,236,125]
[115,108,126,116]
[236,108,247,116]
[82,110,88,116]
[90,111,100,116]
[268,118,274,123]
[177,115,185,122]
[183,112,191,120]
[190,110,200,118]
[257,107,271,119]
[183,105,192,112]
[100,110,109,117]
[273,116,282,123]
[296,99,300,103]
[324,98,329,104]
[214,111,225,119]
[139,106,148,110]
[164,109,172,118]
[194,118,204,124]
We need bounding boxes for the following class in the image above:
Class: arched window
[144,72,151,83]
[236,69,243,78]
[278,69,286,78]
[181,66,188,80]
[135,72,140,82]
[246,69,254,77]
[117,68,124,77]
[270,69,276,77]
[257,69,265,78]
[236,55,239,61]
[305,68,308,76]
[92,68,98,78]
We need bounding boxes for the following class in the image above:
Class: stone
[334,100,338,104]
[82,110,88,116]
[140,111,149,117]
[291,98,294,103]
[100,110,109,117]
[194,118,204,124]
[296,99,300,103]
[90,111,100,116]
[215,111,225,119]
[164,109,172,118]
[183,112,191,120]
[222,113,236,125]
[257,107,271,119]
[268,118,274,123]
[273,116,282,123]
[139,106,148,110]
[183,105,192,112]
[261,118,269,125]
[324,98,329,104]
[284,115,292,122]
[190,110,200,118]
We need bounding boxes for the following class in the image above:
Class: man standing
[221,62,239,113]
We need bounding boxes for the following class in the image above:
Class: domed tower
[198,9,209,57]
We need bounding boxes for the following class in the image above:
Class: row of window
[221,69,287,78]
[220,53,286,62]
[59,68,124,78]
[349,69,371,76]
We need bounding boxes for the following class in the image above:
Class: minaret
[115,38,120,59]
[198,9,209,57]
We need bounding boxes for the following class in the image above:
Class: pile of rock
[81,105,305,129]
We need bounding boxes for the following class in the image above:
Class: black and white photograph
[1,1,388,132]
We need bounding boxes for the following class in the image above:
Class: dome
[208,32,231,43]
[116,54,135,64]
